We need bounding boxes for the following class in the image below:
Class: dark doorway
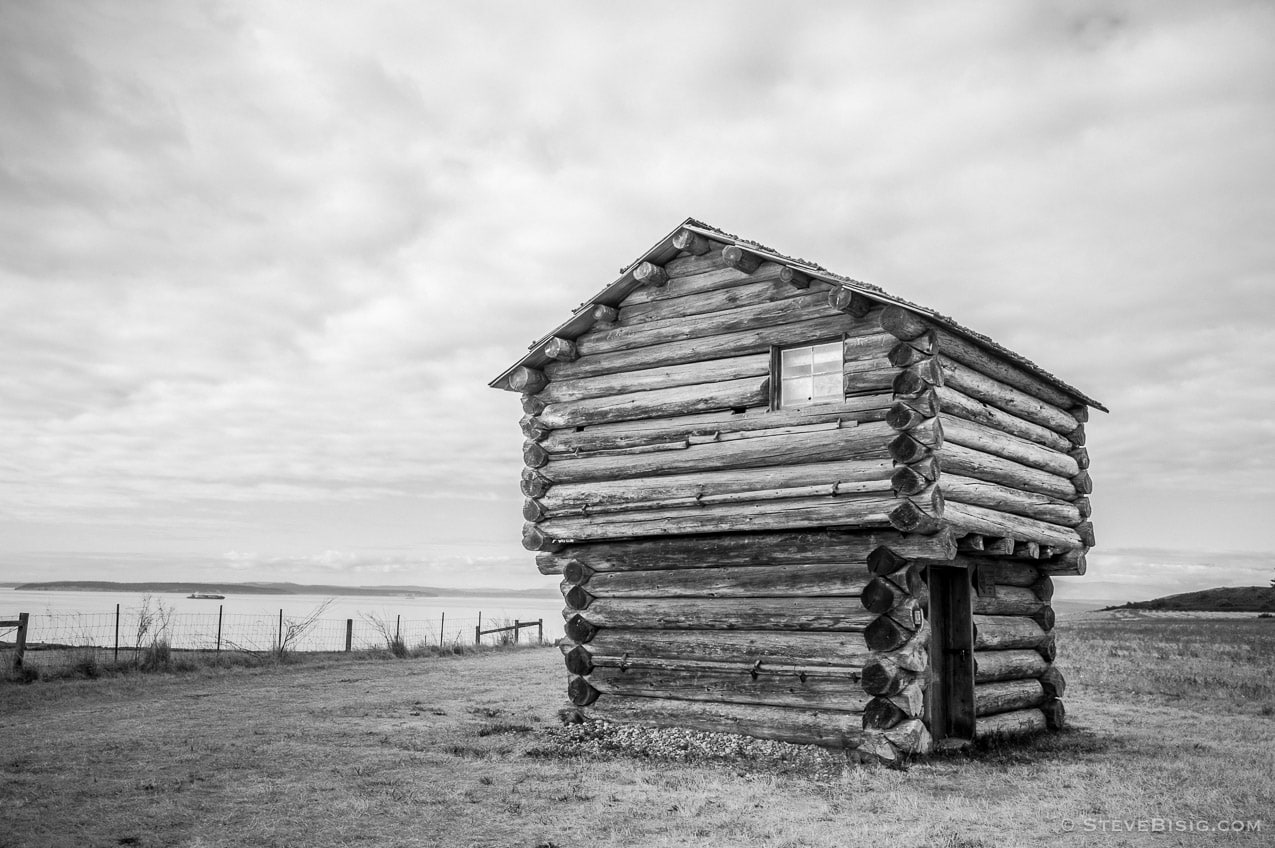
[928,565,975,742]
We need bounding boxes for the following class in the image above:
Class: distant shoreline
[7,580,560,600]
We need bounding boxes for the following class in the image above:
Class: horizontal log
[828,287,873,317]
[881,306,1087,411]
[861,577,908,615]
[545,314,873,381]
[543,337,577,362]
[540,395,894,455]
[1013,541,1040,559]
[540,421,898,485]
[537,459,893,516]
[521,468,551,498]
[975,679,1046,716]
[976,707,1047,738]
[508,366,547,394]
[622,262,775,309]
[577,291,837,356]
[944,502,1084,551]
[888,498,945,535]
[973,615,1048,651]
[578,694,865,748]
[973,649,1049,683]
[537,354,770,404]
[940,475,1082,527]
[984,537,1015,556]
[933,386,1072,453]
[939,443,1078,501]
[955,557,1041,586]
[937,357,1080,436]
[581,664,871,711]
[672,228,711,255]
[779,267,811,289]
[576,561,873,600]
[722,245,762,273]
[571,597,878,631]
[565,628,872,668]
[861,656,919,696]
[538,376,768,429]
[619,278,812,327]
[536,493,897,542]
[539,528,957,574]
[941,416,1079,479]
[632,261,668,287]
[973,586,1046,617]
[569,652,863,681]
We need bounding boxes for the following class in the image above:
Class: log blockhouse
[490,218,1104,763]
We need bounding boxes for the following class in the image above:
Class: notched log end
[672,228,712,255]
[633,261,669,287]
[722,245,761,273]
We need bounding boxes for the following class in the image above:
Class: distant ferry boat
[187,592,225,600]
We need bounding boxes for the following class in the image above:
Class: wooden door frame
[927,565,975,742]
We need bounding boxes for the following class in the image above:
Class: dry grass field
[2,613,1273,848]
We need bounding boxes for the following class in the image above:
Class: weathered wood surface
[958,557,1041,586]
[1037,549,1087,577]
[972,585,1047,617]
[973,649,1049,683]
[564,629,873,669]
[976,707,1047,738]
[939,442,1079,501]
[976,679,1047,716]
[568,652,863,680]
[537,376,769,429]
[944,501,1084,550]
[619,277,815,326]
[942,476,1083,527]
[1040,666,1067,699]
[535,459,894,516]
[536,354,770,404]
[933,386,1073,452]
[569,561,874,600]
[938,356,1082,436]
[538,422,897,484]
[941,416,1079,479]
[621,260,778,307]
[577,291,845,356]
[569,597,878,631]
[579,665,871,711]
[545,314,873,381]
[539,528,957,574]
[671,227,711,255]
[881,306,1087,411]
[973,615,1049,650]
[579,695,865,748]
[536,493,896,542]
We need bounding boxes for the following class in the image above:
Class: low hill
[1104,586,1275,613]
[12,580,558,599]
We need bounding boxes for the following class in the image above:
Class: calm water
[0,587,566,652]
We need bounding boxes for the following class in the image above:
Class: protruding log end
[564,645,594,676]
[863,696,907,730]
[509,366,548,394]
[1066,424,1087,447]
[1039,666,1066,699]
[1032,575,1055,601]
[633,261,669,287]
[522,499,546,522]
[543,337,578,362]
[865,615,915,653]
[1075,496,1092,519]
[722,245,761,273]
[561,560,591,586]
[1037,633,1057,662]
[888,342,927,368]
[1076,521,1096,548]
[889,501,945,535]
[590,304,619,325]
[861,576,907,614]
[888,433,931,465]
[563,585,593,611]
[828,287,873,318]
[1071,470,1093,495]
[890,465,931,497]
[1042,698,1066,731]
[520,468,551,498]
[778,266,811,289]
[880,305,929,340]
[867,546,909,577]
[892,359,943,397]
[861,657,910,696]
[568,676,600,706]
[672,228,711,255]
[1013,541,1040,559]
[984,537,1015,556]
[885,401,928,431]
[520,414,549,442]
[563,614,598,643]
[522,441,549,469]
[1031,606,1056,632]
[1069,446,1090,469]
[521,524,561,552]
[521,394,546,415]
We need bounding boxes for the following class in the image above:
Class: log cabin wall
[966,557,1067,736]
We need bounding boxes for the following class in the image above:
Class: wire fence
[2,605,562,657]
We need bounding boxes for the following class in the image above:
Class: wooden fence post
[277,609,283,653]
[216,605,223,654]
[514,619,520,644]
[439,612,445,646]
[114,603,120,662]
[13,613,28,670]
[345,619,353,652]
[395,614,400,644]
[538,618,543,644]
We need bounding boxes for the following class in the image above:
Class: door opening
[928,565,975,742]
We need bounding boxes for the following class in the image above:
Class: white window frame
[772,339,845,410]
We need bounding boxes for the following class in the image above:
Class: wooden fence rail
[475,618,544,645]
[1,613,29,669]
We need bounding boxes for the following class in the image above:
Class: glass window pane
[780,378,808,407]
[781,347,810,368]
[811,342,841,372]
[812,372,843,401]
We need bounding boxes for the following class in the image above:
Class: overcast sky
[1,1,1271,599]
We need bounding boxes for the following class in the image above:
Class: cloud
[0,1,1272,590]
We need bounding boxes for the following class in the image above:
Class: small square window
[776,340,843,409]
